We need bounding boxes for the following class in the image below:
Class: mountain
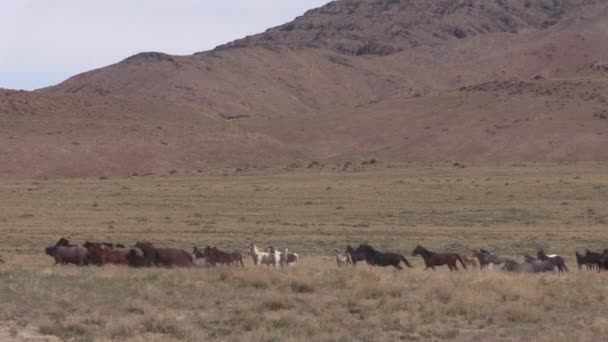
[2,0,608,179]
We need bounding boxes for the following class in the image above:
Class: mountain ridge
[2,0,608,179]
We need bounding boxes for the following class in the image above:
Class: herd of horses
[41,238,608,274]
[43,238,299,268]
[336,245,608,273]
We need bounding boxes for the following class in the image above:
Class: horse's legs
[394,263,403,270]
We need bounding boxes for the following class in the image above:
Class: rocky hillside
[2,0,608,178]
[221,0,588,55]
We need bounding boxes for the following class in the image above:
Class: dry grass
[1,162,608,341]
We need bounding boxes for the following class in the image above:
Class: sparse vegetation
[0,163,608,340]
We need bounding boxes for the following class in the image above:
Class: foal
[334,250,353,268]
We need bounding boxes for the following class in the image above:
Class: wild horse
[537,250,568,273]
[473,249,515,269]
[203,246,244,267]
[355,244,412,270]
[412,245,467,271]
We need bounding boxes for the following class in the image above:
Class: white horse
[249,244,279,267]
[334,250,352,268]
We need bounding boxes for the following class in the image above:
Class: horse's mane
[359,244,377,252]
[415,245,431,253]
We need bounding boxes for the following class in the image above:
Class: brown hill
[2,0,608,178]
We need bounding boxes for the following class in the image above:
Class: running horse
[133,242,192,267]
[412,245,467,271]
[355,244,412,270]
[537,250,568,273]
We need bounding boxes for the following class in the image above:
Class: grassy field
[1,162,608,341]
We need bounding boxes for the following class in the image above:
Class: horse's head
[200,246,213,257]
[537,250,547,260]
[45,246,57,256]
[412,245,425,256]
[192,246,204,258]
[56,237,70,247]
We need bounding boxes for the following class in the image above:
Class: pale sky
[0,0,330,90]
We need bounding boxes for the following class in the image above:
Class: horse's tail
[456,255,467,269]
[400,255,412,268]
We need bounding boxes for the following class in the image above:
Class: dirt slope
[2,0,608,178]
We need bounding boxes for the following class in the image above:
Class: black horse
[354,244,412,270]
[345,245,368,265]
[537,250,568,273]
[584,250,604,272]
[575,251,595,271]
[412,245,467,271]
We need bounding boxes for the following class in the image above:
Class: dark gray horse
[537,250,568,273]
[473,249,515,269]
[501,259,555,273]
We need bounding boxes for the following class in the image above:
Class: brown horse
[102,248,128,265]
[45,245,88,265]
[82,242,128,266]
[203,246,244,267]
[134,242,192,267]
[84,243,105,265]
[412,245,467,271]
